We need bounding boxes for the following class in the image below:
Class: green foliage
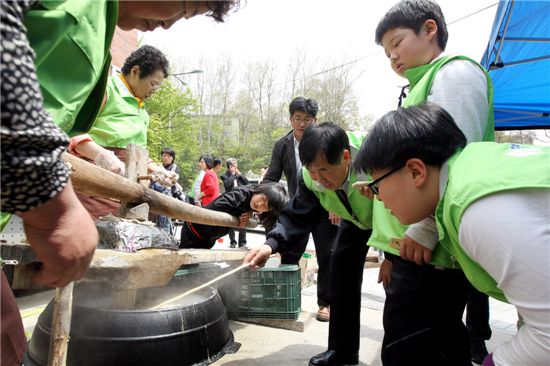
[145,81,201,189]
[143,58,364,189]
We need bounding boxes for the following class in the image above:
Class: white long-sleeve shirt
[460,189,550,365]
[405,55,489,249]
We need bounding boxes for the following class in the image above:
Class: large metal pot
[25,279,237,366]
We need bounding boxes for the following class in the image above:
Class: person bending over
[180,183,288,249]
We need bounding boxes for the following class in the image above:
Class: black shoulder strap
[335,189,357,221]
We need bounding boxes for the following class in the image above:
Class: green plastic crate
[228,265,301,320]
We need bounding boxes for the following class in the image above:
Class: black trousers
[466,286,492,341]
[179,223,214,249]
[281,213,338,307]
[327,220,371,355]
[382,255,472,366]
[228,228,247,245]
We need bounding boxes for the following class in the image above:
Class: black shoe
[238,241,247,248]
[229,241,237,248]
[470,338,489,365]
[309,350,358,366]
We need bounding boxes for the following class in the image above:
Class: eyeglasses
[148,77,162,90]
[367,165,404,196]
[291,116,315,125]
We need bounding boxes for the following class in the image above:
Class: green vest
[437,143,550,302]
[2,1,117,232]
[0,213,11,231]
[86,75,150,148]
[24,0,118,136]
[302,132,373,231]
[369,55,495,267]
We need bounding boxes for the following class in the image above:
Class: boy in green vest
[1,2,239,364]
[355,103,550,366]
[245,123,373,366]
[371,1,495,364]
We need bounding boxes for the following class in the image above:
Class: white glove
[152,166,177,187]
[94,150,125,176]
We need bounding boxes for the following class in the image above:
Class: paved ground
[15,231,517,365]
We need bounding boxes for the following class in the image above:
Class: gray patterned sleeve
[1,0,71,213]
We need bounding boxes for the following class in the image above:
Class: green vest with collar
[369,55,495,268]
[436,143,550,302]
[302,132,373,231]
[24,0,118,136]
[86,75,150,148]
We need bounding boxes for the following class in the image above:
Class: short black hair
[375,0,448,51]
[250,183,289,231]
[205,0,241,22]
[299,122,350,167]
[161,147,175,159]
[226,158,237,169]
[121,45,169,78]
[289,96,319,118]
[353,103,467,174]
[213,158,222,168]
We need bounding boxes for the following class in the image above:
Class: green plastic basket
[228,265,301,320]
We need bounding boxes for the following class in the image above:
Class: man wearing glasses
[262,97,338,323]
[247,122,373,366]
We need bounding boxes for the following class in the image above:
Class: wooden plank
[233,311,312,333]
[2,244,249,291]
[84,248,249,290]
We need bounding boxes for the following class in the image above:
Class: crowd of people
[244,2,549,366]
[1,1,548,366]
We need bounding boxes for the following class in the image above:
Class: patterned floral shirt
[1,0,71,213]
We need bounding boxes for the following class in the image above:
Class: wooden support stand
[47,283,74,366]
[118,144,150,221]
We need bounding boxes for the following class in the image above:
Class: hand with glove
[94,150,126,176]
[151,166,178,187]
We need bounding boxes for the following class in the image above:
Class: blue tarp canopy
[481,0,550,130]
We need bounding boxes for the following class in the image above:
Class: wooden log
[47,283,74,366]
[63,153,257,229]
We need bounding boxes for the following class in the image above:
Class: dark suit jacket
[221,170,249,192]
[263,131,299,197]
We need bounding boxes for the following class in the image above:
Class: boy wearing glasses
[371,1,495,364]
[262,97,338,323]
[247,122,373,366]
[355,103,550,366]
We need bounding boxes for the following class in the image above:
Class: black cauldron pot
[24,279,237,366]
